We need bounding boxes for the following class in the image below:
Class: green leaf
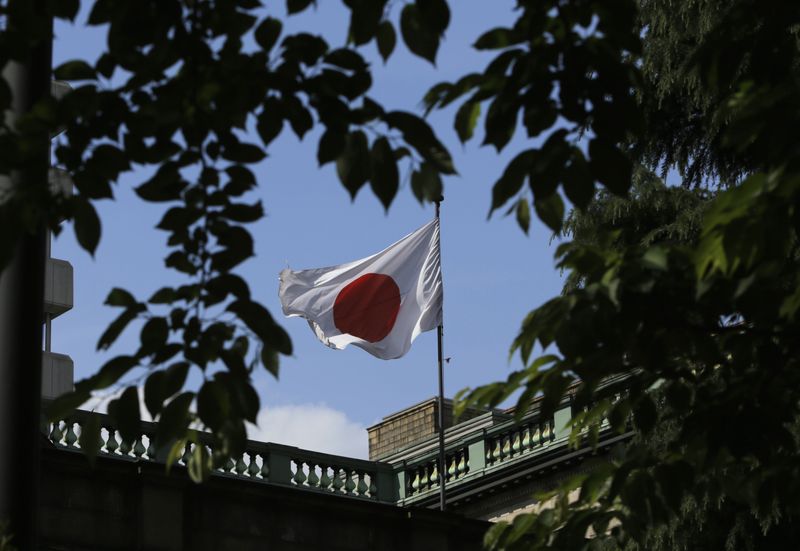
[162,362,191,399]
[46,389,91,421]
[144,370,166,418]
[197,380,230,431]
[97,308,143,351]
[318,130,345,166]
[633,394,658,434]
[222,141,266,164]
[149,287,176,304]
[369,137,399,210]
[108,386,141,444]
[384,111,455,174]
[474,27,517,50]
[588,138,631,196]
[53,60,95,81]
[336,131,370,198]
[454,101,481,143]
[156,392,194,445]
[257,100,284,147]
[255,17,282,52]
[139,317,169,355]
[324,49,367,71]
[90,355,139,390]
[376,21,397,62]
[562,150,595,209]
[284,96,313,139]
[515,199,531,234]
[483,93,518,151]
[411,163,443,204]
[347,0,384,45]
[73,198,101,255]
[223,201,264,223]
[489,150,534,214]
[87,0,113,25]
[261,347,280,378]
[642,246,668,271]
[534,193,564,232]
[77,414,102,466]
[187,443,211,483]
[417,0,450,35]
[105,288,139,308]
[400,4,439,65]
[227,300,293,355]
[287,0,314,14]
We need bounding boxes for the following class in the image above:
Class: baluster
[235,455,247,475]
[429,462,439,489]
[447,454,456,480]
[247,454,260,478]
[133,438,146,458]
[332,466,344,493]
[292,460,307,485]
[542,420,551,443]
[96,427,106,454]
[521,424,531,451]
[64,422,78,448]
[145,435,155,460]
[223,457,235,473]
[356,471,368,496]
[307,462,320,488]
[512,430,521,455]
[419,465,429,489]
[119,437,132,457]
[344,470,356,494]
[49,421,64,445]
[320,464,332,490]
[368,474,377,498]
[457,451,467,476]
[410,468,420,494]
[532,425,541,447]
[259,454,270,480]
[501,433,511,459]
[491,437,502,463]
[549,418,556,441]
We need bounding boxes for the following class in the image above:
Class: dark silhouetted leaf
[454,101,480,143]
[376,21,396,62]
[370,137,399,210]
[410,163,443,203]
[255,17,282,52]
[534,193,564,232]
[336,131,370,198]
[400,4,439,64]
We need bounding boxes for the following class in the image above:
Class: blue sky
[52,1,565,457]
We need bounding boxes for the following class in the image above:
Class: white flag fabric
[278,219,442,360]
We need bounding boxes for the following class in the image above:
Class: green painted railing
[46,409,397,503]
[46,394,622,508]
[392,405,575,505]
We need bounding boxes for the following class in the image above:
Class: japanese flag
[278,220,442,360]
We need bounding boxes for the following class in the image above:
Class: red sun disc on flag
[333,273,401,342]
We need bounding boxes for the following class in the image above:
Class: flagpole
[435,198,447,511]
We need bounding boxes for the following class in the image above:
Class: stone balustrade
[46,409,397,503]
[396,405,572,503]
[45,393,624,512]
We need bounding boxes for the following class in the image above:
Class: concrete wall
[39,444,490,551]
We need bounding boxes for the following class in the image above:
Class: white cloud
[82,391,368,460]
[247,403,368,459]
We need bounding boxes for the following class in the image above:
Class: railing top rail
[49,408,390,472]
